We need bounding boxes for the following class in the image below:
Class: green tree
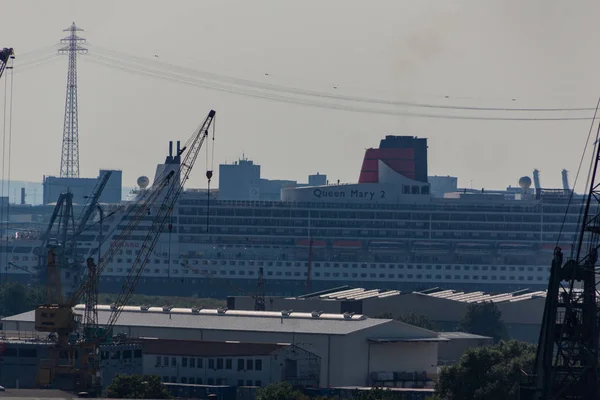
[0,282,44,317]
[256,382,309,400]
[104,375,171,399]
[435,340,535,400]
[458,302,507,342]
[349,388,395,399]
[376,311,436,330]
[397,311,436,330]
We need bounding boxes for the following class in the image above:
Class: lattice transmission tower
[59,22,87,178]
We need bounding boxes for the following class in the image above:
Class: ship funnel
[533,169,541,191]
[169,141,173,157]
[562,169,570,193]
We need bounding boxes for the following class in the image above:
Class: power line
[84,54,594,122]
[88,43,596,113]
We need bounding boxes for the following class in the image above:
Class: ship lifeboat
[413,241,449,254]
[498,242,534,255]
[332,240,362,249]
[455,242,491,255]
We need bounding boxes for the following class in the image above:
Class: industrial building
[227,286,545,343]
[3,305,442,388]
[42,169,122,205]
[218,157,328,201]
[142,338,320,387]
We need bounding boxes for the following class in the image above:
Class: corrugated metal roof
[438,332,493,340]
[4,305,389,335]
[416,288,548,304]
[368,337,448,343]
[141,338,289,357]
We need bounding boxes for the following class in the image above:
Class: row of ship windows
[178,232,562,241]
[186,259,550,273]
[178,205,557,219]
[176,218,578,233]
[179,198,553,213]
[104,267,547,281]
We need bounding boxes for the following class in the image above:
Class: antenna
[59,22,87,178]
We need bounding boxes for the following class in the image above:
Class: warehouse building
[228,286,545,342]
[142,338,320,387]
[3,305,442,388]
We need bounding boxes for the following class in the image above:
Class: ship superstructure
[1,136,583,298]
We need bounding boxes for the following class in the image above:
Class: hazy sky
[2,0,600,192]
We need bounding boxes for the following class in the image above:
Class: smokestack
[533,169,541,192]
[177,141,181,155]
[20,188,25,205]
[169,141,173,157]
[562,169,570,193]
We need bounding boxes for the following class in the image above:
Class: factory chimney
[19,188,26,205]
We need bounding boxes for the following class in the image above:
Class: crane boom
[75,170,113,236]
[0,48,13,80]
[103,109,215,332]
[68,169,175,306]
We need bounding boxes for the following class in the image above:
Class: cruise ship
[0,136,585,299]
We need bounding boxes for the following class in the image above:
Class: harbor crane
[520,133,600,398]
[34,110,216,394]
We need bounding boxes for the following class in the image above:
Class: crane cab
[34,304,78,334]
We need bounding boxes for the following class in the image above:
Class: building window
[246,380,253,386]
[162,376,169,382]
[217,358,223,369]
[189,378,195,384]
[171,377,177,383]
[197,358,203,368]
[171,357,176,366]
[255,380,262,386]
[156,356,161,366]
[226,359,232,369]
[255,359,262,371]
[238,380,244,387]
[181,377,187,384]
[190,358,195,368]
[237,359,244,370]
[209,359,215,369]
[182,357,188,367]
[208,378,214,385]
[246,359,253,370]
[163,356,168,366]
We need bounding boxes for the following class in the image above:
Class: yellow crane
[34,110,216,395]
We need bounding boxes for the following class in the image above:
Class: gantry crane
[35,109,216,394]
[520,133,600,398]
[0,48,14,80]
